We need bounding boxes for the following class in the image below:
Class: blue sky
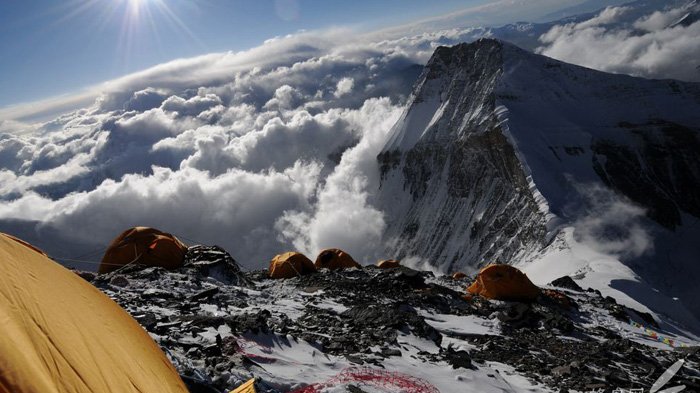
[0,0,489,108]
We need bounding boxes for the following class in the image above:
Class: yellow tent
[467,264,540,302]
[314,248,361,270]
[99,226,188,274]
[0,232,188,393]
[230,378,256,393]
[376,259,400,269]
[269,252,317,279]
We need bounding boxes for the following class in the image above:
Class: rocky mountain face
[376,39,700,325]
[592,119,700,229]
[80,256,700,393]
[377,41,548,272]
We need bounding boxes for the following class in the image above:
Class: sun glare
[126,0,147,16]
[125,0,150,18]
[127,0,141,9]
[89,0,202,67]
[41,0,202,71]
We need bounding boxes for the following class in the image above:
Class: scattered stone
[192,287,219,301]
[184,245,249,286]
[75,270,96,282]
[549,276,583,292]
[552,365,571,377]
[143,288,173,299]
[346,385,368,393]
[134,312,158,330]
[380,348,402,357]
[632,309,659,328]
[442,346,473,370]
[109,275,129,287]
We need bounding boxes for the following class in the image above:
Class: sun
[125,0,147,16]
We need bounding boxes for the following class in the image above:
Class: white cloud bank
[538,3,700,82]
[0,25,489,267]
[572,184,653,261]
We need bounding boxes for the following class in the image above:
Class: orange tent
[376,259,400,269]
[3,233,47,257]
[467,264,540,302]
[269,252,317,279]
[452,272,468,280]
[0,233,188,393]
[99,227,187,274]
[314,248,361,270]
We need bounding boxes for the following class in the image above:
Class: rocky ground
[78,247,700,393]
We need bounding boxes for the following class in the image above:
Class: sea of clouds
[538,0,700,82]
[0,27,491,268]
[0,0,697,269]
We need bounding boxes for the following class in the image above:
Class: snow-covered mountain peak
[383,39,506,152]
[378,38,700,333]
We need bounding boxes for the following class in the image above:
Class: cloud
[633,7,690,32]
[0,89,98,123]
[161,94,223,117]
[263,85,305,110]
[0,163,322,268]
[0,120,37,136]
[0,94,401,265]
[275,97,402,263]
[373,0,585,39]
[572,184,653,260]
[537,4,700,82]
[334,77,355,98]
[0,30,413,264]
[124,88,171,112]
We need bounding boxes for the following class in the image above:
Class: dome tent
[452,272,468,280]
[99,226,188,274]
[3,232,48,256]
[269,251,317,279]
[376,259,400,269]
[314,248,361,270]
[0,232,187,393]
[467,264,540,302]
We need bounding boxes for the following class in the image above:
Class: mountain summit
[377,39,700,331]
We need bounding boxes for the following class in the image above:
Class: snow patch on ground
[420,310,502,337]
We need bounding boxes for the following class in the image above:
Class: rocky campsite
[79,244,698,392]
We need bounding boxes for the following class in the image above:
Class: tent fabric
[314,248,361,270]
[99,227,187,274]
[467,264,540,302]
[3,233,48,257]
[376,259,400,269]
[0,233,188,393]
[229,378,256,393]
[269,252,316,279]
[452,272,468,280]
